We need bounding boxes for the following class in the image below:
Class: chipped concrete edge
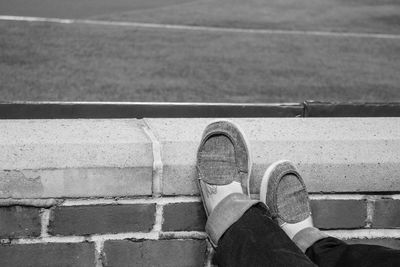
[0,198,59,207]
[143,119,164,197]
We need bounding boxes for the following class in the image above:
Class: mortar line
[365,196,376,228]
[62,199,118,206]
[1,15,400,40]
[310,194,366,200]
[2,194,394,207]
[8,236,87,244]
[94,240,105,267]
[0,198,58,207]
[120,196,201,205]
[152,204,164,233]
[40,208,51,238]
[2,229,399,245]
[61,196,201,206]
[159,231,208,239]
[6,232,161,245]
[323,229,400,239]
[204,241,215,267]
[88,232,159,242]
[3,231,205,245]
[143,119,163,197]
[310,194,400,200]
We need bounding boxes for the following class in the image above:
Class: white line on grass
[1,15,400,40]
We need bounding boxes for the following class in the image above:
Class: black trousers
[216,204,400,267]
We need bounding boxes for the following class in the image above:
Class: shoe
[260,160,313,239]
[196,120,252,216]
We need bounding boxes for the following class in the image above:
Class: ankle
[199,180,243,214]
[292,227,329,252]
[280,216,314,239]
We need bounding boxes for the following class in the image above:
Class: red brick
[103,239,206,267]
[346,238,400,250]
[372,199,400,228]
[49,204,155,235]
[0,243,95,266]
[310,199,367,229]
[0,206,41,238]
[162,202,207,231]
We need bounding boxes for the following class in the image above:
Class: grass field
[97,0,400,34]
[1,0,400,102]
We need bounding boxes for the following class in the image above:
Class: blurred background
[1,0,399,103]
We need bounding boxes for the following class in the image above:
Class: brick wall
[1,118,400,266]
[1,195,400,266]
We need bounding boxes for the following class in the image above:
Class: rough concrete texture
[372,200,400,228]
[162,202,207,231]
[2,118,400,197]
[103,239,206,267]
[0,119,153,198]
[311,199,367,229]
[0,243,95,267]
[146,118,400,195]
[0,206,41,238]
[0,167,152,198]
[145,119,209,195]
[49,204,156,235]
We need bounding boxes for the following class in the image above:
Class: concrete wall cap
[0,119,153,198]
[0,119,152,169]
[1,118,400,197]
[146,118,400,194]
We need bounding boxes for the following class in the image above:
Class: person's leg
[305,236,400,267]
[197,121,316,267]
[260,160,400,267]
[260,160,328,252]
[216,203,316,267]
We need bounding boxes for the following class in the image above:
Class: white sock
[280,216,314,239]
[200,181,243,212]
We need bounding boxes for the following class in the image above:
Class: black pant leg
[306,237,400,267]
[216,204,316,267]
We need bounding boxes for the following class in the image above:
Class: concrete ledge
[1,118,400,198]
[146,118,400,195]
[0,119,153,198]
